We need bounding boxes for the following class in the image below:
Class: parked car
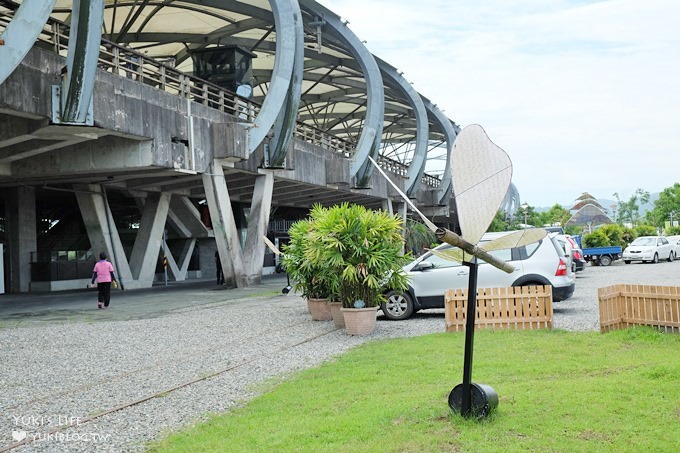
[667,235,680,257]
[554,234,586,272]
[543,225,565,235]
[622,236,674,264]
[381,231,576,320]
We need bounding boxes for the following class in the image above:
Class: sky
[320,0,680,207]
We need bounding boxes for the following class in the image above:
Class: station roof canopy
[37,0,452,175]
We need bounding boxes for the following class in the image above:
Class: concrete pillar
[244,171,275,283]
[164,238,196,282]
[201,159,246,288]
[74,184,133,287]
[167,196,210,238]
[6,187,36,293]
[129,192,171,282]
[382,198,394,215]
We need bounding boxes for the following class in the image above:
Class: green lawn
[151,327,680,452]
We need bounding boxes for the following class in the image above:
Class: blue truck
[581,246,623,266]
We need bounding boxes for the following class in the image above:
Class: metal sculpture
[370,124,546,418]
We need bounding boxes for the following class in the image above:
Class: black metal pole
[461,258,479,417]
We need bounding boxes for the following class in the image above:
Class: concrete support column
[201,160,246,288]
[392,202,408,254]
[164,238,196,282]
[381,198,394,215]
[244,171,275,283]
[74,184,133,287]
[6,187,36,293]
[167,196,210,238]
[129,192,171,282]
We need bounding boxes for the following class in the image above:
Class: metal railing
[0,4,441,188]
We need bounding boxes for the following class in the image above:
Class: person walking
[90,252,118,309]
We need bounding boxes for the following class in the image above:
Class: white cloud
[321,0,680,205]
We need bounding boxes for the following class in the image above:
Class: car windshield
[631,237,656,246]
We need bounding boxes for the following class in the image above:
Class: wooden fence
[444,286,553,332]
[598,284,680,333]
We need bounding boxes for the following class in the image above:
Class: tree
[613,188,650,226]
[597,224,625,247]
[537,204,571,228]
[633,224,657,237]
[583,230,609,247]
[515,204,539,227]
[647,183,680,231]
[488,210,513,232]
[583,224,626,248]
[404,218,436,255]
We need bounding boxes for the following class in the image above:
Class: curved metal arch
[266,0,303,167]
[61,0,105,124]
[247,0,299,153]
[501,182,521,217]
[0,0,57,85]
[376,58,429,196]
[422,98,459,204]
[299,0,384,187]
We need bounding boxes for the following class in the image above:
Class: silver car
[623,236,674,263]
[381,231,576,320]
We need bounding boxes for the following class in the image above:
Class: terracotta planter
[341,306,378,335]
[329,302,345,328]
[307,298,332,321]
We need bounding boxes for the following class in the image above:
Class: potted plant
[305,203,410,335]
[281,217,335,321]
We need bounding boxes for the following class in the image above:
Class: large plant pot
[307,298,332,321]
[329,302,345,328]
[341,306,378,335]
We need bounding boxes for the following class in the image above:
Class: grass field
[151,327,680,452]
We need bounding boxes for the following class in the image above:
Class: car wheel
[651,253,659,264]
[668,252,674,262]
[624,260,631,264]
[599,255,612,266]
[381,291,414,320]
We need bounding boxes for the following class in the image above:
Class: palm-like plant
[305,203,410,308]
[281,217,337,300]
[404,218,437,256]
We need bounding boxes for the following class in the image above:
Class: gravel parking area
[553,259,680,331]
[1,288,442,452]
[1,259,678,451]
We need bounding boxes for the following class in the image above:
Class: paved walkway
[0,275,291,328]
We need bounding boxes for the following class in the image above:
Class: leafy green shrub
[583,230,609,247]
[622,227,636,244]
[404,219,436,256]
[666,226,680,235]
[305,203,410,308]
[281,216,338,300]
[598,224,625,247]
[634,224,657,237]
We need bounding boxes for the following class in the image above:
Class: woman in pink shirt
[90,252,118,309]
